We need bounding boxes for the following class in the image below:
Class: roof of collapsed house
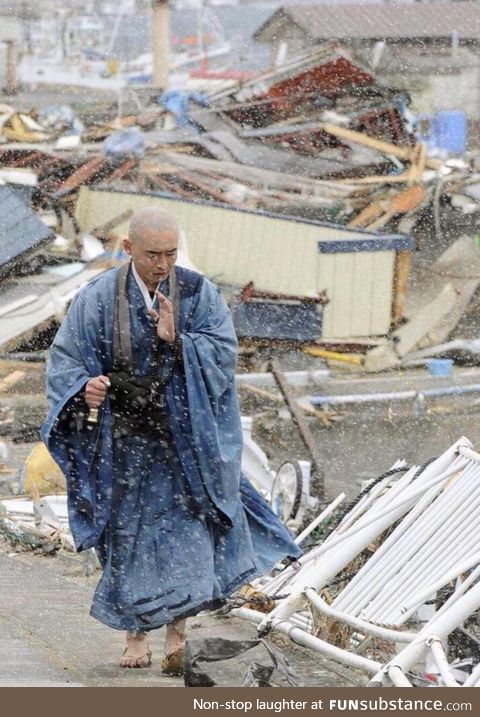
[0,184,53,271]
[253,2,480,42]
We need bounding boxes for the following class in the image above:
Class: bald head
[124,207,179,291]
[128,207,179,244]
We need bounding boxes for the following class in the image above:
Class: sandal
[160,647,184,676]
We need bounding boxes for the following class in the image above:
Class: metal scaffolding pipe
[430,639,460,688]
[305,588,416,643]
[333,459,469,614]
[311,383,480,407]
[294,493,345,546]
[233,607,381,674]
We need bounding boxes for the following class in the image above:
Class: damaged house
[253,2,480,135]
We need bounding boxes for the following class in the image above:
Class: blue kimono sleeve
[172,279,243,521]
[41,287,114,551]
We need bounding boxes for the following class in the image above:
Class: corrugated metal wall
[77,187,399,338]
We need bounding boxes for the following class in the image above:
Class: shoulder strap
[112,261,134,372]
[170,266,180,330]
[113,262,181,373]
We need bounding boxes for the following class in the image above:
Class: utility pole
[6,41,17,94]
[151,0,170,91]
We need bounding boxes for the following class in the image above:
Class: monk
[41,207,301,675]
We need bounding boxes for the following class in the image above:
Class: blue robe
[41,263,301,631]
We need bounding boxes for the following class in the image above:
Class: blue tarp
[102,128,146,159]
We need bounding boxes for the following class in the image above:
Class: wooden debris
[365,185,426,231]
[320,124,442,170]
[270,359,325,499]
[91,208,134,240]
[392,251,412,326]
[0,371,26,393]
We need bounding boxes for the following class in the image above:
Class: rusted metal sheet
[226,54,378,128]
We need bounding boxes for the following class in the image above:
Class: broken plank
[366,185,426,231]
[416,236,480,348]
[270,359,325,499]
[338,172,412,185]
[347,198,388,228]
[174,170,240,205]
[91,209,134,239]
[392,251,411,326]
[394,283,458,357]
[320,123,441,170]
[0,370,26,393]
[157,151,359,197]
[239,382,282,404]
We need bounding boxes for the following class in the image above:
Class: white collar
[131,261,157,311]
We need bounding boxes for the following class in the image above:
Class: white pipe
[435,564,480,619]
[376,485,480,622]
[274,462,416,601]
[289,613,313,631]
[458,445,480,464]
[264,441,470,627]
[398,553,480,620]
[463,661,480,687]
[388,665,414,687]
[236,369,329,389]
[336,464,415,536]
[362,468,480,622]
[232,607,381,675]
[294,493,345,545]
[305,588,416,643]
[340,460,408,529]
[429,639,460,688]
[383,581,480,678]
[333,465,465,614]
[260,449,468,630]
[381,545,480,626]
[259,469,432,627]
[301,459,467,568]
[311,384,480,407]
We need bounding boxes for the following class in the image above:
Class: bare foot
[120,630,152,668]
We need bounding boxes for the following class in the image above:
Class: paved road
[0,551,358,688]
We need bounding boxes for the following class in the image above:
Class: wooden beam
[366,185,426,231]
[91,209,134,239]
[320,123,441,170]
[270,359,325,500]
[392,251,412,326]
[0,371,26,393]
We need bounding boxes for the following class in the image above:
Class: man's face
[123,225,179,291]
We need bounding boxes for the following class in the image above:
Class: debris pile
[231,437,480,688]
[0,494,73,555]
[2,45,480,373]
[140,46,437,230]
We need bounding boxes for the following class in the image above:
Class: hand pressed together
[149,291,175,343]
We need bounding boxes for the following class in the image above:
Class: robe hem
[88,562,274,632]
